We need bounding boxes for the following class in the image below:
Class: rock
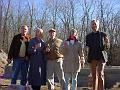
[5,85,33,90]
[0,49,8,74]
[0,49,8,86]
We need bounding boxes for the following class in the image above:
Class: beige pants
[47,58,65,90]
[90,60,106,90]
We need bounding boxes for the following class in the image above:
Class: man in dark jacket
[7,25,31,86]
[86,20,110,90]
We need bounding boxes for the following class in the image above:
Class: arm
[8,36,15,60]
[28,39,37,55]
[79,47,85,63]
[59,41,68,55]
[25,35,31,59]
[86,35,90,47]
[7,36,16,64]
[78,43,85,68]
[104,35,110,50]
[102,32,110,51]
[43,41,51,54]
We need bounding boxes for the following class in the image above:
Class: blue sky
[3,0,120,21]
[6,0,119,14]
[33,0,120,9]
[32,0,120,17]
[4,0,120,10]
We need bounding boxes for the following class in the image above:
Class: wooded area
[0,0,120,65]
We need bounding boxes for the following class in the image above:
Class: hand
[25,56,29,60]
[64,41,68,47]
[7,59,12,65]
[81,62,85,69]
[35,44,40,49]
[45,47,50,52]
[104,36,110,50]
[22,36,27,42]
[45,44,50,52]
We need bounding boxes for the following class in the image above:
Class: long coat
[28,37,46,86]
[60,40,84,73]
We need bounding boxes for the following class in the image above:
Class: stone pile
[0,49,8,86]
[110,82,120,90]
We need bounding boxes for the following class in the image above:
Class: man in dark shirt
[86,20,110,90]
[7,25,31,87]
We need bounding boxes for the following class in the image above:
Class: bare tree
[0,0,120,54]
[79,0,94,44]
[57,0,78,38]
[0,0,3,48]
[35,8,48,29]
[45,0,59,29]
[2,0,11,52]
[27,0,35,35]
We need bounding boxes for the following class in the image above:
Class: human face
[49,31,56,39]
[91,21,98,32]
[21,25,28,36]
[70,31,77,37]
[35,30,43,39]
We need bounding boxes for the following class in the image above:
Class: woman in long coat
[60,28,85,90]
[28,28,46,90]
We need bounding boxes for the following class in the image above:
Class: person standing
[28,28,46,90]
[86,20,110,90]
[60,28,85,90]
[7,25,31,86]
[44,28,65,90]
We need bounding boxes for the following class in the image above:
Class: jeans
[11,57,29,85]
[64,72,78,90]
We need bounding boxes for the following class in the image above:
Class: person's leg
[64,73,71,90]
[97,60,106,90]
[47,60,55,90]
[32,85,41,90]
[71,72,78,90]
[20,60,29,85]
[91,60,98,90]
[55,59,65,90]
[11,59,21,84]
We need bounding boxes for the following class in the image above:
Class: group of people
[7,19,110,90]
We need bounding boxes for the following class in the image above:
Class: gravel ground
[0,79,120,90]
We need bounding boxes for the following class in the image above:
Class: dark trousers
[32,85,41,90]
